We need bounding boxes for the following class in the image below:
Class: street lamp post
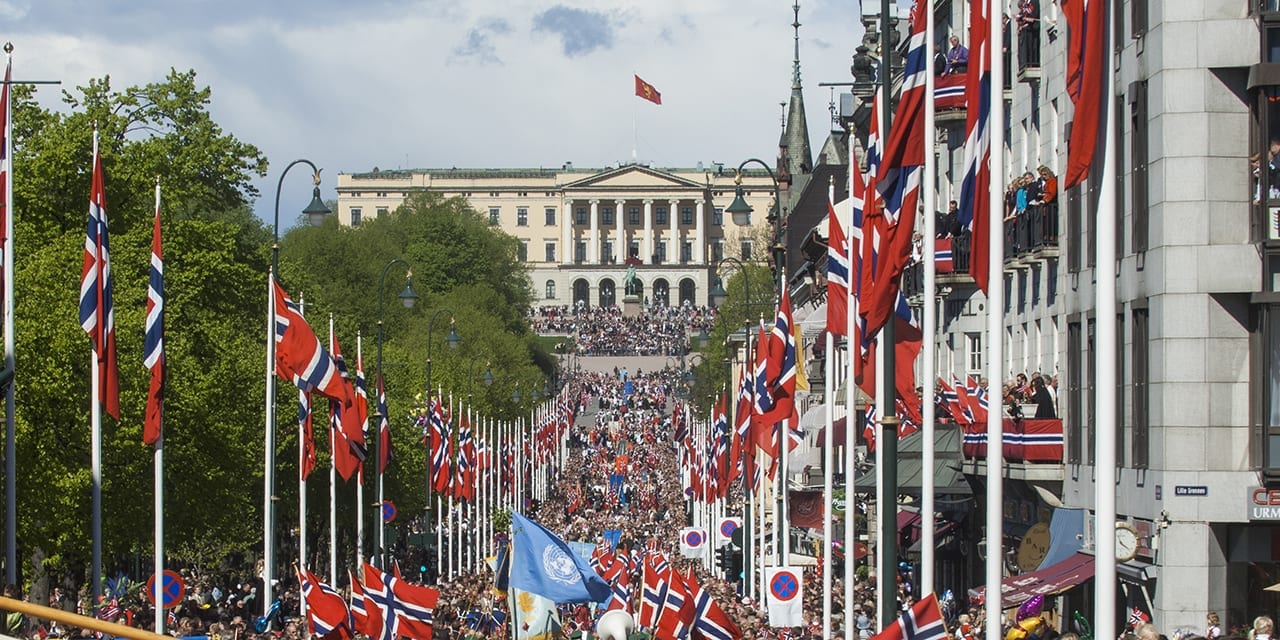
[374,259,418,568]
[724,160,785,296]
[264,160,329,616]
[467,355,494,401]
[425,308,460,392]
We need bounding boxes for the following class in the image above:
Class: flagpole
[356,333,366,574]
[1094,3,1119,639]
[984,0,1007,636]
[822,323,834,640]
[876,0,900,622]
[1,46,15,587]
[845,129,858,640]
[151,180,165,636]
[328,318,339,584]
[89,129,104,608]
[263,266,278,616]
[921,0,938,598]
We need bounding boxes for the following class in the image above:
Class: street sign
[382,501,397,523]
[769,569,800,602]
[1174,485,1208,497]
[145,570,185,609]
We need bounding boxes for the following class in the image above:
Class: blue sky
[4,0,872,225]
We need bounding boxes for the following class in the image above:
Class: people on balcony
[1032,166,1058,206]
[945,35,969,75]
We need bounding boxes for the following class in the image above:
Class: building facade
[335,164,778,310]
[918,0,1269,629]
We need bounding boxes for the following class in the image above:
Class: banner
[789,490,824,530]
[765,566,804,627]
[513,588,560,640]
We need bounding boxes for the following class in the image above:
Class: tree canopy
[5,69,548,583]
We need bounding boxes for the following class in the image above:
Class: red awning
[815,417,849,445]
[969,552,1094,607]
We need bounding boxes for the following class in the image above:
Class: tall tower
[781,0,813,191]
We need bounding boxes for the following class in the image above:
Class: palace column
[589,199,600,264]
[668,199,680,263]
[562,199,573,265]
[614,199,625,263]
[643,199,654,264]
[694,199,706,264]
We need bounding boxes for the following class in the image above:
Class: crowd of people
[529,304,716,357]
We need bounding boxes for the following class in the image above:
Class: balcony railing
[960,418,1063,463]
[1005,201,1060,261]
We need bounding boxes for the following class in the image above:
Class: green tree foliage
[9,70,271,575]
[689,263,775,413]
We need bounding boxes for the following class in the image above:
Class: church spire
[782,0,813,182]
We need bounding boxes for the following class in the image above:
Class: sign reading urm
[1175,485,1208,497]
[1249,487,1280,520]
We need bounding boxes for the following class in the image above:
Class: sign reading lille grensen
[1249,487,1280,520]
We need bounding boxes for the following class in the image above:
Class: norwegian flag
[826,196,851,337]
[300,392,316,479]
[728,363,754,490]
[349,569,380,638]
[273,279,355,407]
[604,563,632,612]
[354,348,370,475]
[455,412,476,501]
[426,398,452,494]
[79,130,120,420]
[956,0,993,292]
[142,182,165,445]
[870,594,947,640]
[1062,0,1107,189]
[935,237,954,273]
[377,374,393,474]
[329,333,366,481]
[96,598,120,622]
[684,569,741,640]
[296,567,352,640]
[1127,607,1150,629]
[360,562,439,640]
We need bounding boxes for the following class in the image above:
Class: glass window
[656,207,669,225]
[517,207,529,226]
[489,207,501,226]
[713,207,724,225]
[350,208,362,227]
[628,207,641,225]
[629,241,640,262]
[712,241,724,262]
[739,240,753,261]
[602,207,615,225]
[966,332,983,373]
[545,207,557,225]
[656,241,667,263]
[545,242,556,262]
[545,280,556,299]
[575,241,586,263]
[681,207,694,225]
[681,242,692,263]
[575,207,587,225]
[376,206,388,218]
[518,240,528,262]
[602,241,614,264]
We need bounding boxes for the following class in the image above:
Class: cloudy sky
[4,0,875,224]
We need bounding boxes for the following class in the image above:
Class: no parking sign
[716,517,741,547]
[145,570,185,609]
[678,526,707,558]
[765,567,803,627]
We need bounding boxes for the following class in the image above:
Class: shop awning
[969,552,1094,607]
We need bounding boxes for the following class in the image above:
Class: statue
[624,266,640,297]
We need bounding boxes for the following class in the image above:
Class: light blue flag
[510,512,612,603]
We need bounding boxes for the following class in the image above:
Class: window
[545,280,556,300]
[1086,318,1097,464]
[965,332,982,373]
[656,207,669,225]
[713,207,724,225]
[602,241,614,264]
[1132,305,1149,469]
[1252,302,1280,476]
[489,207,501,226]
[351,208,362,227]
[681,207,694,225]
[656,241,667,264]
[1131,0,1148,38]
[628,207,640,226]
[376,206,389,218]
[1130,80,1149,252]
[629,241,640,262]
[517,240,528,262]
[1115,313,1126,467]
[1067,320,1082,464]
[545,207,557,225]
[681,241,692,263]
[545,242,556,262]
[712,241,724,262]
[739,240,753,261]
[602,207,615,225]
[575,241,587,263]
[1114,92,1126,254]
[575,207,587,225]
[1065,164,1082,272]
[517,207,529,226]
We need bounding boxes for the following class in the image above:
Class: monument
[622,265,642,318]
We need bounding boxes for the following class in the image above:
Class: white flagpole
[822,327,834,640]
[2,47,16,587]
[1095,4,1120,639]
[263,265,277,614]
[922,0,939,597]
[152,181,165,636]
[436,386,444,577]
[356,333,366,574]
[449,393,457,579]
[985,0,1007,636]
[89,129,104,607]
[328,316,339,585]
[874,332,886,626]
[845,128,858,640]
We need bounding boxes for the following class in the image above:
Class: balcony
[960,417,1065,481]
[1004,202,1060,265]
[1016,27,1041,83]
[934,74,967,126]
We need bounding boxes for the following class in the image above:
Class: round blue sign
[381,501,397,523]
[720,519,739,537]
[770,571,799,602]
